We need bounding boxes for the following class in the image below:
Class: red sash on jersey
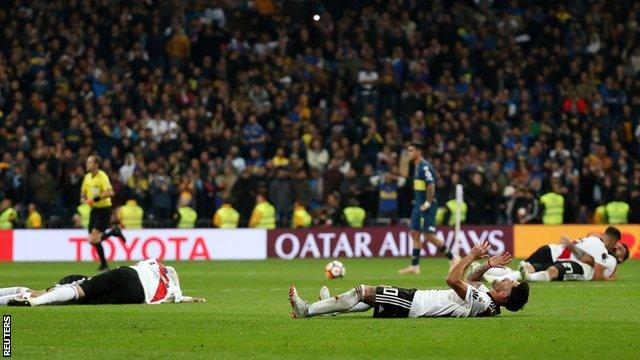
[151,262,170,303]
[558,247,572,260]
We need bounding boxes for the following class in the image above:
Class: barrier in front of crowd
[0,225,637,262]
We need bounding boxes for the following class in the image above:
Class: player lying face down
[2,259,205,306]
[289,242,529,318]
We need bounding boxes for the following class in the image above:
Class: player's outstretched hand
[488,252,511,268]
[469,241,491,260]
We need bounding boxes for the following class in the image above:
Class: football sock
[101,229,113,240]
[31,285,78,306]
[347,302,372,313]
[411,248,421,266]
[306,288,361,317]
[0,287,25,297]
[527,271,550,282]
[94,243,108,267]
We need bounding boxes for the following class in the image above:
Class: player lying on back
[289,241,529,318]
[483,226,628,282]
[3,259,205,306]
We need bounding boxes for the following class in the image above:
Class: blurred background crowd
[0,0,639,229]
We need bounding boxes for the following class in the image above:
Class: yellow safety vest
[120,201,144,229]
[177,207,198,228]
[77,204,91,229]
[0,207,18,229]
[293,207,312,228]
[540,192,564,225]
[26,211,43,229]
[594,205,607,224]
[445,199,468,226]
[605,201,629,224]
[436,207,445,225]
[215,205,240,228]
[254,202,276,229]
[343,206,366,228]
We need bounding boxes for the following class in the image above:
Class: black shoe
[98,264,110,273]
[110,226,126,244]
[443,249,453,260]
[7,298,32,307]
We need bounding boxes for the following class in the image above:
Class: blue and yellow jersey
[413,159,437,206]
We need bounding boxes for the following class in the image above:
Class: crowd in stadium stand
[0,0,639,229]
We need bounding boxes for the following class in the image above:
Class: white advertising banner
[12,229,267,262]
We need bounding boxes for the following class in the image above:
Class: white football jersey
[573,236,609,265]
[551,236,609,265]
[130,259,184,304]
[409,284,499,318]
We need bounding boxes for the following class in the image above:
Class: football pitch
[1,258,638,359]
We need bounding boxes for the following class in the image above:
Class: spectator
[25,203,43,229]
[268,168,294,227]
[307,138,329,171]
[29,163,56,218]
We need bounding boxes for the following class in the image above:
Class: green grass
[1,258,639,359]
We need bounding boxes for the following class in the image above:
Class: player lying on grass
[483,226,628,282]
[518,241,628,282]
[2,259,205,306]
[289,241,529,318]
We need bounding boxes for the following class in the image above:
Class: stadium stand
[0,0,639,228]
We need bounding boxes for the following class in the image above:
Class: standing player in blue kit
[399,142,452,274]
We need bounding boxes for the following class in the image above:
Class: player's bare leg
[290,285,375,318]
[399,230,422,274]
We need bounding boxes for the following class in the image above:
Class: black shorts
[89,207,112,233]
[79,267,145,304]
[526,245,554,271]
[551,261,588,281]
[372,286,416,318]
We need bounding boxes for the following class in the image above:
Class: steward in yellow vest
[0,199,18,229]
[249,194,276,229]
[26,203,43,229]
[342,199,366,228]
[443,199,468,226]
[118,199,144,229]
[605,200,630,224]
[540,188,564,225]
[213,201,240,228]
[292,202,312,228]
[593,203,607,224]
[76,203,91,229]
[175,198,197,228]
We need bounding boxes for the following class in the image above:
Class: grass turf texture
[1,258,639,359]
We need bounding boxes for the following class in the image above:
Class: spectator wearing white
[119,153,137,185]
[307,138,329,171]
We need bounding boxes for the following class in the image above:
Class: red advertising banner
[267,226,513,259]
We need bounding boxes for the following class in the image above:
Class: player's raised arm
[560,236,595,266]
[446,241,490,299]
